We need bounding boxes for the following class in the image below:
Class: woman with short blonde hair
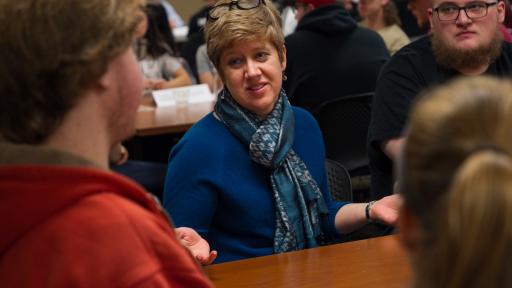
[164,0,399,264]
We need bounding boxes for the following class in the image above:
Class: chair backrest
[325,159,353,202]
[314,92,374,174]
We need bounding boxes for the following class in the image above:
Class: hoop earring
[282,73,288,81]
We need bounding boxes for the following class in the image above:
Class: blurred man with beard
[368,0,512,199]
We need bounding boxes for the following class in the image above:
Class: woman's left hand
[175,227,217,265]
[370,194,402,226]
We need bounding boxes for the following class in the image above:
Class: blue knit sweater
[163,107,347,263]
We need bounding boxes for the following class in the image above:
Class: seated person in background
[368,0,512,199]
[280,0,299,36]
[159,0,186,28]
[163,0,400,264]
[395,0,429,39]
[407,0,432,30]
[407,0,512,41]
[182,0,217,81]
[284,0,389,113]
[135,3,192,90]
[341,0,361,20]
[196,43,223,93]
[398,76,512,287]
[0,0,215,286]
[359,0,410,55]
[188,0,217,38]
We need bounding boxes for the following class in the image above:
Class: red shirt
[0,162,213,288]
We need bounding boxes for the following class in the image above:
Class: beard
[107,86,139,146]
[432,31,503,71]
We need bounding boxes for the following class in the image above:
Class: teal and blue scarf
[214,88,329,253]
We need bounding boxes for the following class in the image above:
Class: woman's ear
[281,45,287,71]
[397,205,422,254]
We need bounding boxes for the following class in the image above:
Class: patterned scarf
[214,88,329,253]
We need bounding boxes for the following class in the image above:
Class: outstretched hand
[175,227,217,265]
[370,194,402,226]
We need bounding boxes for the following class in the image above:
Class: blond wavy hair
[400,76,512,288]
[0,0,145,144]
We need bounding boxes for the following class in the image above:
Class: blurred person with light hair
[399,76,512,288]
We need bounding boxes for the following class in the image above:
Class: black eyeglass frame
[207,0,266,21]
[433,1,498,21]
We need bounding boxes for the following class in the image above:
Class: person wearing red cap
[284,0,390,113]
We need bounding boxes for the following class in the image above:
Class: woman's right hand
[175,227,217,265]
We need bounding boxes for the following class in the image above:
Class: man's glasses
[433,1,498,21]
[207,0,266,21]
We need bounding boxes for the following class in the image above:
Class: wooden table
[135,95,215,136]
[205,236,411,288]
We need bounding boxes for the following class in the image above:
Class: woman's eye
[227,58,243,67]
[256,52,269,61]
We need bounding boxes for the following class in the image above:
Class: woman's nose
[245,60,261,78]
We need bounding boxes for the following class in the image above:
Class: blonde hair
[400,76,512,288]
[204,0,285,76]
[0,0,145,144]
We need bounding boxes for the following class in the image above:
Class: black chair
[325,159,352,202]
[314,92,374,201]
[111,160,168,201]
[325,160,393,242]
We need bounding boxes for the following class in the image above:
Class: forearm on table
[334,203,368,234]
[163,75,192,88]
